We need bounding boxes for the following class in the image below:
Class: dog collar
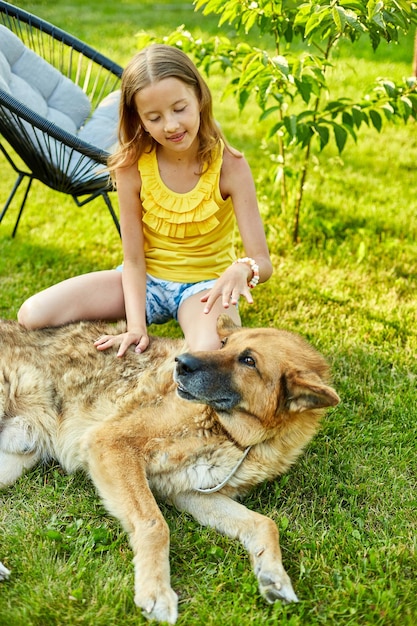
[195,446,252,494]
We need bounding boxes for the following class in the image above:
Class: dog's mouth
[175,382,240,411]
[175,382,209,404]
[175,382,195,401]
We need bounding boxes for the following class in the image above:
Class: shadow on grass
[0,231,121,320]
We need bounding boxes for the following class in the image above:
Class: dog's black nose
[175,353,201,375]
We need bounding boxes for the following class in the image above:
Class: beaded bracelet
[233,257,260,289]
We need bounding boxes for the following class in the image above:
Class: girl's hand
[94,331,150,357]
[200,263,254,314]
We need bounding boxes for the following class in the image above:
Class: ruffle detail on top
[139,145,224,238]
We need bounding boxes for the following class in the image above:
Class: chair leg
[101,191,121,236]
[12,177,33,238]
[0,173,25,223]
[72,191,120,237]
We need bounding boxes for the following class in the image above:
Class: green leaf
[267,120,285,139]
[332,6,346,33]
[259,105,282,121]
[342,111,353,127]
[369,109,382,132]
[381,80,397,97]
[242,8,258,34]
[283,114,298,140]
[406,93,417,116]
[381,103,395,120]
[272,55,290,77]
[238,88,251,110]
[399,96,413,120]
[343,10,367,35]
[352,105,364,128]
[314,123,330,150]
[333,124,348,153]
[294,77,313,104]
[304,7,329,38]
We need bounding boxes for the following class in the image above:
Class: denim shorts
[116,266,216,325]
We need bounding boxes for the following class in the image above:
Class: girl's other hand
[94,331,150,357]
[200,264,253,314]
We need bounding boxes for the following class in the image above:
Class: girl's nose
[164,115,179,133]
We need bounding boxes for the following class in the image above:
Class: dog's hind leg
[172,492,299,606]
[82,426,179,625]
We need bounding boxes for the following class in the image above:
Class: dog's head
[174,315,340,446]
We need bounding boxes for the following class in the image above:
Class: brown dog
[0,315,339,623]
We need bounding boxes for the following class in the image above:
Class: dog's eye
[239,355,256,368]
[220,338,228,348]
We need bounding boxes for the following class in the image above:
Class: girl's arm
[201,149,273,313]
[95,162,150,356]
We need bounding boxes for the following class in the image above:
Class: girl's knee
[187,335,222,352]
[17,297,42,329]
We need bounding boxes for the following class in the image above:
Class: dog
[0,315,339,623]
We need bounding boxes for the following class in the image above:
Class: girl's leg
[17,270,125,329]
[177,290,241,351]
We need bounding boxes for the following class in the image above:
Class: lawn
[0,1,416,625]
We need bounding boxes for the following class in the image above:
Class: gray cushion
[0,25,91,132]
[78,90,119,152]
[0,25,120,181]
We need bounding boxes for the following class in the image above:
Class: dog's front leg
[0,415,42,489]
[172,492,298,605]
[82,428,178,624]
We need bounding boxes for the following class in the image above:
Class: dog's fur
[0,315,339,623]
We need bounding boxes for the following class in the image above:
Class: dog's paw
[0,562,11,581]
[135,587,178,624]
[258,568,299,605]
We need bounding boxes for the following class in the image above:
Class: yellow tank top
[138,142,235,282]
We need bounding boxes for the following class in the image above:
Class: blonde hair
[108,44,229,174]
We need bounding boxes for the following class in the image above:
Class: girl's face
[134,77,201,154]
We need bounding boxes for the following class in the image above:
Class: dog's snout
[175,353,202,375]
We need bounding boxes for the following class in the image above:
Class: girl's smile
[168,131,187,143]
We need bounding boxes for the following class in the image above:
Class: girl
[18,44,272,355]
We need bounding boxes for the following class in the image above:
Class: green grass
[1,1,416,625]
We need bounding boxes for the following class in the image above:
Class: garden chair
[0,1,123,237]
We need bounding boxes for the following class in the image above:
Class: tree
[163,0,417,242]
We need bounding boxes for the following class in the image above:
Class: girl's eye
[149,117,160,123]
[174,106,186,113]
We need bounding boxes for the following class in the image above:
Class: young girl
[18,44,272,355]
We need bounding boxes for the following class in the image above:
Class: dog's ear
[217,314,240,337]
[283,371,340,412]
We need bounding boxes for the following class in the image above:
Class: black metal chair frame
[0,1,123,236]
